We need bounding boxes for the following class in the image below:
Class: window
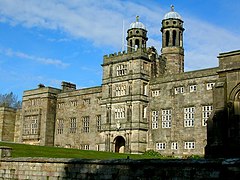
[202,105,213,126]
[57,119,64,134]
[162,109,172,128]
[30,117,38,134]
[166,31,169,47]
[152,90,160,97]
[116,64,127,76]
[172,30,176,46]
[57,102,64,109]
[23,124,30,135]
[189,85,197,92]
[143,106,147,119]
[143,83,148,96]
[96,115,101,132]
[156,142,166,150]
[81,144,89,150]
[115,84,126,96]
[174,86,184,94]
[23,116,39,135]
[206,83,215,90]
[171,142,178,150]
[184,141,195,149]
[143,61,148,71]
[70,117,77,133]
[152,111,159,129]
[115,107,125,119]
[184,107,195,127]
[83,98,90,105]
[70,100,77,107]
[82,116,90,133]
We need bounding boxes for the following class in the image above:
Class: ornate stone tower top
[126,16,148,52]
[161,6,184,74]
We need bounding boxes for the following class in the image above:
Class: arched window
[135,39,140,50]
[179,32,181,47]
[166,31,169,47]
[173,30,177,46]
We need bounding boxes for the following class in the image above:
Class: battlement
[103,51,128,59]
[103,49,148,64]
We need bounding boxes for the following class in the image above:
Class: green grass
[0,141,155,159]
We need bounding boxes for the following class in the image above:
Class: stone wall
[0,107,16,141]
[0,158,239,179]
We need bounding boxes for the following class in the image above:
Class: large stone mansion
[1,7,240,157]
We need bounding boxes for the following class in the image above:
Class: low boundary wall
[0,158,240,179]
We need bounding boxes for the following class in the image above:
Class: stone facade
[206,50,240,158]
[0,107,16,142]
[1,7,240,157]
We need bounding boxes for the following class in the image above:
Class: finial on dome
[171,5,174,11]
[136,15,139,22]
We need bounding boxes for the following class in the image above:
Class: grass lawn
[0,141,154,159]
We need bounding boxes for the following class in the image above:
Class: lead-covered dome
[163,5,182,20]
[129,16,146,30]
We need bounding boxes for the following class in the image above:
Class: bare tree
[0,92,22,109]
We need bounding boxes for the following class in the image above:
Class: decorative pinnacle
[171,5,174,11]
[136,15,139,22]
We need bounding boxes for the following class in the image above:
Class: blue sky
[0,0,240,99]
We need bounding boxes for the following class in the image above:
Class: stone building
[1,7,240,157]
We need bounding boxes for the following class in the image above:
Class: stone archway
[228,84,240,144]
[114,136,125,153]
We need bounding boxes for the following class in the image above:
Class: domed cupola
[126,16,148,52]
[163,5,182,20]
[161,5,185,75]
[129,16,146,30]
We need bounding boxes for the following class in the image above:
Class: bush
[143,150,162,158]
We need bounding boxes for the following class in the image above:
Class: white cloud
[0,48,69,68]
[0,0,239,71]
[184,17,240,71]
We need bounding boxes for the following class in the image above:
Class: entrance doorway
[114,136,125,153]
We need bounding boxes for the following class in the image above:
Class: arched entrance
[114,136,125,153]
[229,84,240,144]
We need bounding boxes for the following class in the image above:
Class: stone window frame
[151,110,159,129]
[184,141,195,149]
[184,107,195,127]
[115,83,127,97]
[156,142,166,150]
[69,117,77,133]
[115,107,125,119]
[81,144,90,150]
[70,100,78,107]
[202,105,213,126]
[174,86,184,94]
[83,98,91,105]
[57,119,64,134]
[57,102,65,109]
[151,89,160,97]
[189,85,197,92]
[96,115,101,132]
[82,116,90,133]
[143,106,148,119]
[162,109,172,128]
[116,64,127,76]
[171,142,178,150]
[143,82,148,96]
[23,115,39,135]
[206,82,215,90]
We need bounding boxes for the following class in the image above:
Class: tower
[101,16,151,154]
[127,16,148,52]
[161,5,184,74]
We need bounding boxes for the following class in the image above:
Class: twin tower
[126,6,184,75]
